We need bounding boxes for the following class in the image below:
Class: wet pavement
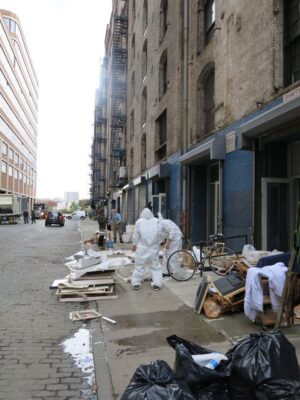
[79,218,300,400]
[2,218,298,399]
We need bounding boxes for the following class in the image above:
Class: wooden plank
[69,310,102,321]
[69,277,116,287]
[194,276,210,315]
[59,293,119,302]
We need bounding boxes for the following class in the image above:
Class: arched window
[131,71,135,98]
[141,134,147,171]
[160,0,168,42]
[129,148,134,179]
[197,63,215,137]
[130,110,134,140]
[132,0,136,22]
[159,49,168,98]
[142,40,147,79]
[143,0,148,32]
[141,87,147,125]
[131,33,135,63]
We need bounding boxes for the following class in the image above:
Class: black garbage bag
[225,329,299,400]
[255,379,300,400]
[197,382,231,400]
[120,359,196,400]
[167,335,229,396]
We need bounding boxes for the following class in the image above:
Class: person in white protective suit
[158,212,183,276]
[131,208,163,290]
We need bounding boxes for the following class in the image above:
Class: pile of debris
[51,248,133,302]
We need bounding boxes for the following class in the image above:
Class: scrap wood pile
[195,260,249,319]
[51,248,133,302]
[196,245,289,321]
[121,330,300,400]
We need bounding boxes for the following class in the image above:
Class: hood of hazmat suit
[133,208,162,247]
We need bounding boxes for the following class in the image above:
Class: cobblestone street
[0,219,93,400]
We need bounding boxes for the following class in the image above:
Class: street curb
[92,317,114,400]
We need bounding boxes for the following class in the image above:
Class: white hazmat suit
[158,213,183,275]
[131,208,163,289]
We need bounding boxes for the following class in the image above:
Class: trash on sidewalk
[167,334,228,397]
[69,310,102,321]
[225,329,299,399]
[101,315,117,324]
[120,360,195,400]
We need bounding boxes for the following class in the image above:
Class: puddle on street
[110,306,226,357]
[61,327,97,399]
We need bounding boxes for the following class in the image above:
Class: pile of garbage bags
[121,330,300,400]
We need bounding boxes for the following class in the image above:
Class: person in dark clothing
[31,209,36,224]
[97,208,107,231]
[23,210,29,224]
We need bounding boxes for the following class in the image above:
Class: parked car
[66,210,86,220]
[45,211,65,227]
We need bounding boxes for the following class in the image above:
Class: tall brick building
[91,0,300,252]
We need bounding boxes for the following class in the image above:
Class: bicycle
[166,233,237,282]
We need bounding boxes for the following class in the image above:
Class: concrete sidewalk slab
[79,218,300,400]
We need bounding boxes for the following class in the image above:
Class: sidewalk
[79,218,300,400]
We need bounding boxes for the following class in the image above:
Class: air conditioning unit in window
[119,166,127,178]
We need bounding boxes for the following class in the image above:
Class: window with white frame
[2,142,8,156]
[1,161,7,173]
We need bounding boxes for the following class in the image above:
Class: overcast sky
[1,0,112,199]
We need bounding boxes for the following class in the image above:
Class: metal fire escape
[91,57,108,208]
[109,15,128,188]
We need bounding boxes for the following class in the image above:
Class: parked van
[70,210,86,220]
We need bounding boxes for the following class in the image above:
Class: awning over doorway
[179,136,225,165]
[238,91,300,148]
[145,162,170,179]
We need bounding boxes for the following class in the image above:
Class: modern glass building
[0,9,38,209]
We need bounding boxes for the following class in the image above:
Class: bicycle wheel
[209,246,237,276]
[167,250,197,281]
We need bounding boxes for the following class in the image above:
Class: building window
[142,40,147,79]
[155,110,167,161]
[131,34,135,63]
[1,161,7,174]
[141,87,147,125]
[143,0,148,32]
[159,49,168,98]
[197,63,215,137]
[131,71,135,98]
[129,148,134,178]
[130,110,134,140]
[132,0,136,22]
[14,153,19,164]
[284,0,300,85]
[8,148,13,160]
[4,17,17,33]
[160,0,168,42]
[2,142,8,156]
[14,169,18,179]
[141,134,147,171]
[205,0,215,45]
[8,165,13,177]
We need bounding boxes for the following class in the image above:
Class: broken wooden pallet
[56,285,118,302]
